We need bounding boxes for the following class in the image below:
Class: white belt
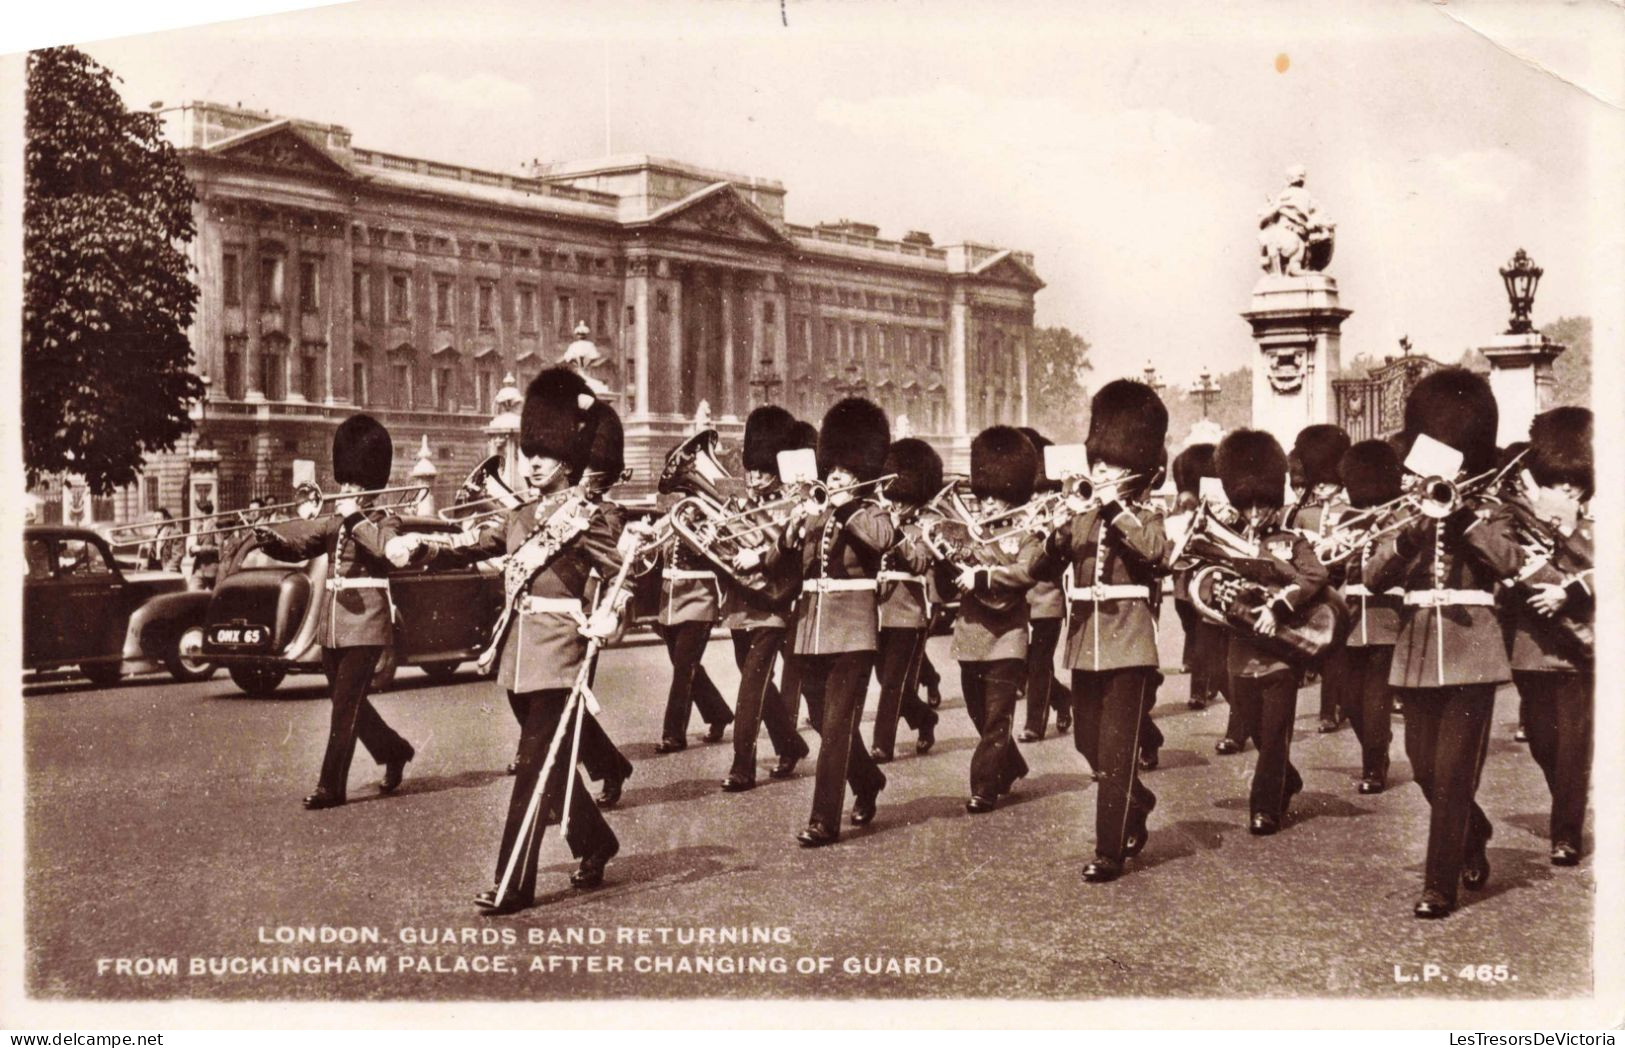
[877,571,926,586]
[326,577,390,591]
[520,596,586,620]
[1064,583,1152,602]
[1404,589,1496,607]
[665,569,718,581]
[803,578,878,593]
[1344,584,1403,598]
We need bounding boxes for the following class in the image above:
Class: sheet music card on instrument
[1043,442,1089,481]
[1404,433,1465,479]
[1199,476,1230,504]
[777,447,818,485]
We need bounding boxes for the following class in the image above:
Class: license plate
[207,623,270,649]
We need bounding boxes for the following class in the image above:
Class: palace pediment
[970,250,1045,291]
[207,121,353,178]
[638,183,791,247]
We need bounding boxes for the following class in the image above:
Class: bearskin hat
[883,438,944,507]
[1401,367,1499,476]
[580,399,624,483]
[817,397,890,482]
[742,405,798,474]
[1340,439,1403,509]
[1018,427,1059,493]
[1084,379,1168,475]
[787,420,818,452]
[1216,428,1289,509]
[1171,443,1216,496]
[1527,406,1593,497]
[520,367,594,469]
[1294,424,1351,487]
[971,425,1038,505]
[332,414,394,491]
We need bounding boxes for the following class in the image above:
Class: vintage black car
[23,526,216,686]
[201,516,510,696]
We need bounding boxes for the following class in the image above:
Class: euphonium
[1175,501,1349,662]
[1501,494,1594,662]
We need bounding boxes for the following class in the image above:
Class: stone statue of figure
[1258,164,1336,276]
[560,321,611,395]
[894,413,914,439]
[693,400,712,432]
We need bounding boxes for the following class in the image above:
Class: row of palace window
[219,339,503,414]
[221,251,616,340]
[790,316,945,371]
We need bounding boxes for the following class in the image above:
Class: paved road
[23,617,1592,1001]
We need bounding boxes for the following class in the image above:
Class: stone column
[720,269,737,420]
[666,270,684,414]
[627,257,653,418]
[1482,332,1565,446]
[948,286,971,437]
[1017,326,1030,427]
[1240,273,1351,446]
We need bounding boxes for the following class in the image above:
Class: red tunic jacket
[785,500,895,656]
[258,510,402,649]
[1043,500,1167,672]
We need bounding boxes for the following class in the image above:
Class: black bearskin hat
[1018,427,1059,493]
[520,367,594,468]
[1085,379,1168,475]
[1216,428,1288,509]
[971,425,1038,505]
[1401,367,1499,476]
[787,420,818,452]
[1340,439,1403,509]
[1171,443,1216,496]
[742,405,798,474]
[1528,406,1593,497]
[1294,424,1351,487]
[580,399,624,483]
[332,414,394,491]
[817,397,890,482]
[883,438,944,507]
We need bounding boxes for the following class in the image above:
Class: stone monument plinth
[1241,273,1351,446]
[1481,331,1565,447]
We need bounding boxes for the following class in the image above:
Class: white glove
[384,534,421,568]
[580,606,620,642]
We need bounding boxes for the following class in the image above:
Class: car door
[51,537,126,661]
[390,554,495,659]
[22,537,59,666]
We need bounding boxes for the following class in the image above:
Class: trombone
[714,474,899,546]
[100,483,427,547]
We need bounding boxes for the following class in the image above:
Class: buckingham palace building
[92,101,1042,518]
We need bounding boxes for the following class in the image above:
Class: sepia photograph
[2,0,1621,1031]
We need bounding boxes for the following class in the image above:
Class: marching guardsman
[718,405,812,791]
[1169,444,1229,716]
[654,446,735,753]
[1287,424,1352,732]
[785,398,896,847]
[1037,380,1168,881]
[953,426,1046,814]
[867,437,944,762]
[1363,368,1524,919]
[1507,407,1594,867]
[391,368,630,914]
[1324,439,1406,793]
[253,414,416,810]
[1214,428,1329,837]
[1017,428,1075,742]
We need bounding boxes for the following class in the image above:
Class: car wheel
[228,664,287,697]
[79,661,123,688]
[419,660,461,684]
[165,625,217,683]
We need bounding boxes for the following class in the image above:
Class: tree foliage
[1026,325,1092,441]
[24,45,203,494]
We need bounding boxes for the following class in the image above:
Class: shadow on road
[343,767,511,805]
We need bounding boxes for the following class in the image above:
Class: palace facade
[104,101,1042,519]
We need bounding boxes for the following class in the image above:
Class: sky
[39,0,1625,391]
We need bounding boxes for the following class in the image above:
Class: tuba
[1501,495,1594,663]
[655,429,779,596]
[1175,501,1349,662]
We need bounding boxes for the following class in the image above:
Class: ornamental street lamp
[1193,366,1220,419]
[1499,247,1543,335]
[1142,361,1163,393]
[748,351,783,405]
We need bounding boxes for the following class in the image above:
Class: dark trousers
[1514,670,1592,851]
[800,651,884,830]
[870,627,938,758]
[961,658,1029,799]
[495,687,616,902]
[917,649,941,697]
[317,647,412,800]
[1318,652,1344,722]
[1331,645,1395,779]
[660,621,733,741]
[1231,670,1303,819]
[508,690,629,784]
[1072,667,1159,862]
[1022,618,1073,735]
[729,628,808,778]
[1400,684,1496,904]
[1184,617,1228,706]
